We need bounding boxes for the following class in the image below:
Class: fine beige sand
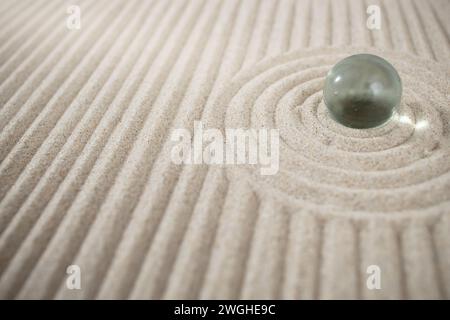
[0,0,449,299]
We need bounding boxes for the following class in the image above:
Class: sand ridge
[0,0,448,300]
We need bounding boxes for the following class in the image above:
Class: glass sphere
[323,54,402,129]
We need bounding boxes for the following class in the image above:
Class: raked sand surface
[0,0,449,299]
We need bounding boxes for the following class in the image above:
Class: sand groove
[0,0,448,299]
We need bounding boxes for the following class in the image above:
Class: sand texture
[0,0,449,299]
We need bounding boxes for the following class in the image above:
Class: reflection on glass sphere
[323,54,402,129]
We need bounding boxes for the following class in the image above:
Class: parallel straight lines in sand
[431,214,450,299]
[161,169,229,300]
[429,0,450,42]
[0,0,161,278]
[401,221,442,299]
[0,0,79,86]
[199,182,259,299]
[240,200,289,299]
[0,0,140,211]
[0,0,104,113]
[13,0,215,300]
[0,0,43,50]
[56,0,239,300]
[0,0,62,70]
[398,0,435,60]
[0,0,191,299]
[413,0,449,61]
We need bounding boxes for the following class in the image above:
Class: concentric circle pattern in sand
[220,48,450,219]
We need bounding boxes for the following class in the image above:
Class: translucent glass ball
[323,54,402,129]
